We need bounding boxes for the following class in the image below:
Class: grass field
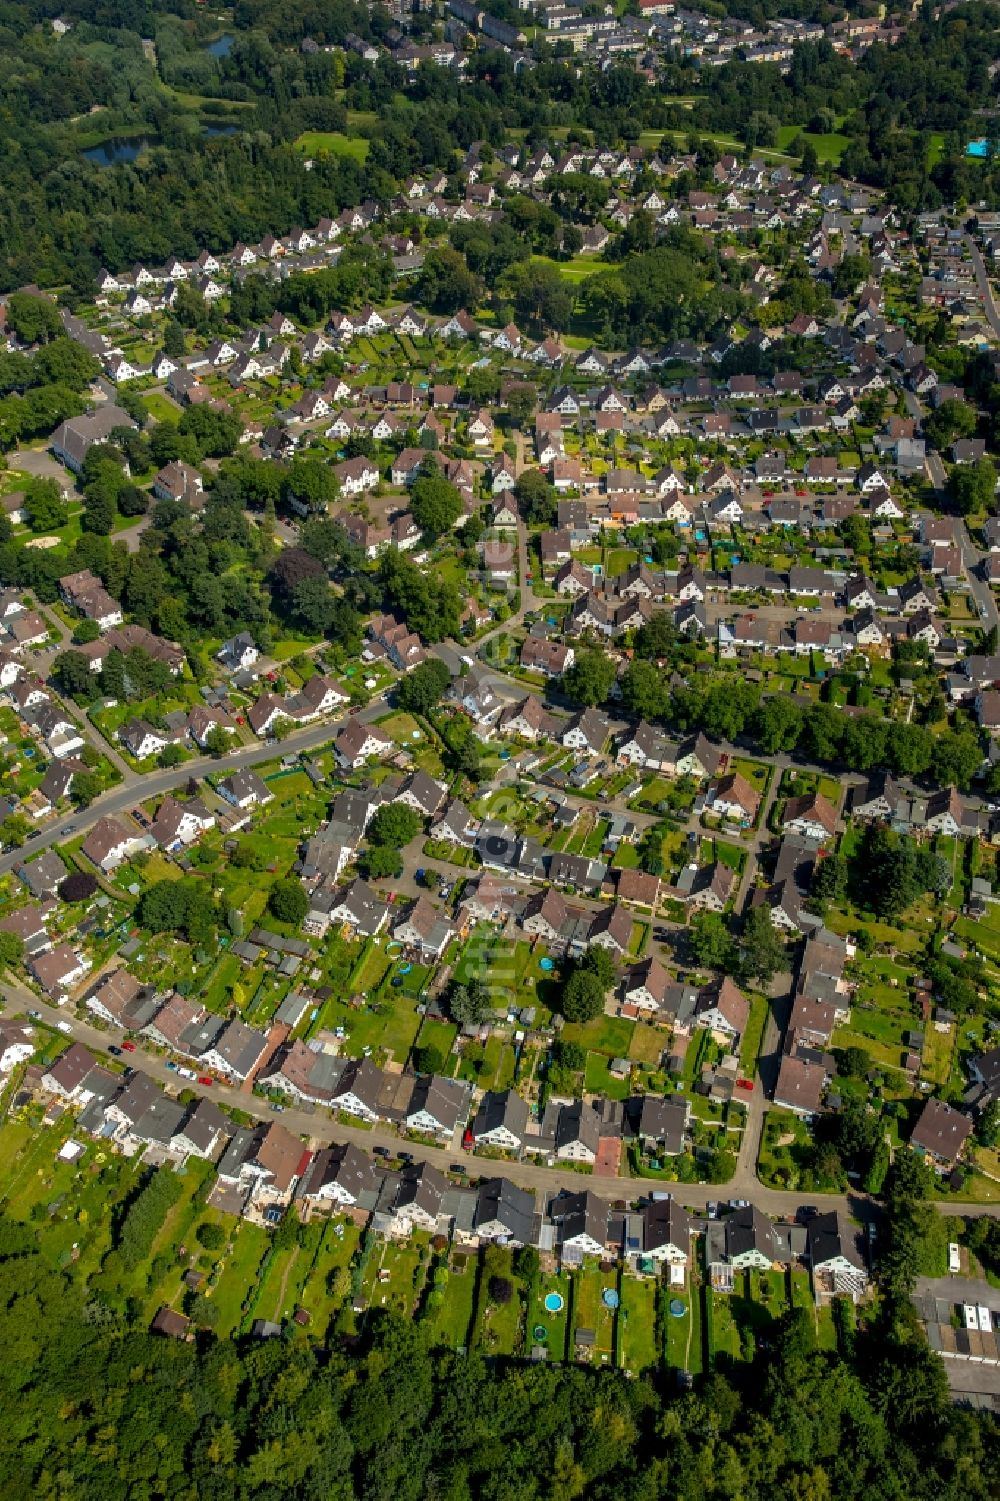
[664,1285,702,1373]
[572,1264,617,1363]
[618,1275,659,1373]
[295,131,370,161]
[529,1271,572,1360]
[629,1022,666,1065]
[209,1221,271,1334]
[530,253,609,285]
[424,1253,478,1350]
[774,124,851,163]
[739,994,769,1075]
[562,1013,634,1056]
[473,1248,524,1353]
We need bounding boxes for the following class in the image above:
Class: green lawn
[206,1221,271,1336]
[424,1253,478,1350]
[707,1287,744,1364]
[141,391,180,423]
[562,1013,634,1056]
[528,1271,572,1360]
[739,994,769,1075]
[585,1051,631,1099]
[618,1275,659,1374]
[361,1238,429,1320]
[296,1220,361,1336]
[664,1285,702,1374]
[295,130,370,161]
[775,124,850,162]
[572,1264,617,1362]
[473,1248,524,1354]
[530,254,608,285]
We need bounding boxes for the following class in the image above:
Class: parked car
[737,1078,754,1091]
[197,1075,213,1086]
[56,1020,72,1034]
[165,1060,177,1070]
[107,1045,122,1056]
[177,1066,197,1081]
[269,1102,285,1113]
[121,1040,136,1052]
[27,1009,41,1021]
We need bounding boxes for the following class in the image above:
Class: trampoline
[539,957,555,972]
[532,1325,548,1342]
[602,1289,620,1310]
[669,1299,686,1318]
[385,941,403,954]
[543,1292,564,1314]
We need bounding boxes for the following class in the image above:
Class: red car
[197,1075,213,1086]
[737,1078,753,1091]
[121,1040,137,1052]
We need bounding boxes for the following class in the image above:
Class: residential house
[471,1089,530,1152]
[909,1097,973,1169]
[781,791,838,843]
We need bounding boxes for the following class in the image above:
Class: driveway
[593,1137,623,1178]
[9,446,73,492]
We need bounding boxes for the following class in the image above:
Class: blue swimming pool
[968,139,990,158]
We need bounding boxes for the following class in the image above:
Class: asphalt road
[0,979,825,1215]
[902,373,996,631]
[965,233,1000,340]
[959,519,1000,630]
[0,691,391,879]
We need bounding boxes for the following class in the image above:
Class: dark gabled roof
[724,1204,781,1261]
[642,1196,692,1254]
[806,1210,865,1272]
[555,1098,601,1154]
[473,1176,535,1241]
[551,1187,608,1247]
[473,1088,530,1140]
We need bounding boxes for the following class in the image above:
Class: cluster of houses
[34,1033,867,1302]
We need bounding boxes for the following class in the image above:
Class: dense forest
[1,0,1000,290]
[0,1205,996,1501]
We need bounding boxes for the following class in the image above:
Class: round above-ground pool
[602,1289,620,1310]
[539,957,555,972]
[543,1291,564,1314]
[532,1325,548,1342]
[669,1299,686,1318]
[398,963,412,975]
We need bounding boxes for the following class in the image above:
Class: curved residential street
[6,982,994,1221]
